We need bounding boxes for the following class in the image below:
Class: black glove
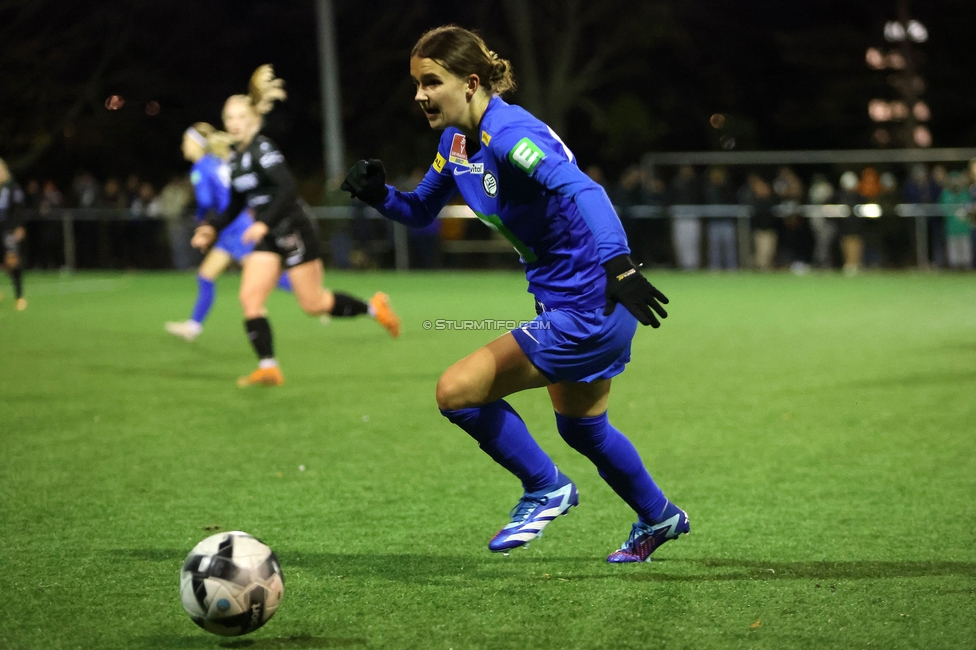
[340,159,388,205]
[602,254,669,327]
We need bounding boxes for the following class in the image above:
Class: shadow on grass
[112,549,976,584]
[142,634,366,648]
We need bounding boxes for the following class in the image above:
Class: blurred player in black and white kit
[192,66,400,387]
[0,157,28,311]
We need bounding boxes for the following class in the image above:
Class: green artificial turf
[1,270,974,650]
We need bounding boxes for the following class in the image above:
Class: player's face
[181,135,205,163]
[223,99,259,144]
[410,56,470,130]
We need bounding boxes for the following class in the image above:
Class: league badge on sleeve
[449,133,468,165]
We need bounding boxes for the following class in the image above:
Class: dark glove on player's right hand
[340,159,387,205]
[602,254,669,327]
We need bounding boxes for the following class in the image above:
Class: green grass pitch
[1,270,974,649]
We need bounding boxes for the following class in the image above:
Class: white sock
[259,358,278,369]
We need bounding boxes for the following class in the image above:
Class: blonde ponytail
[248,64,287,115]
[187,122,233,158]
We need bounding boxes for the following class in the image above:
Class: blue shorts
[510,303,638,384]
[214,212,256,262]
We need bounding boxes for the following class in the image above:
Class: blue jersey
[377,96,629,312]
[190,154,231,221]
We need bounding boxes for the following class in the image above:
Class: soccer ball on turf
[179,531,284,636]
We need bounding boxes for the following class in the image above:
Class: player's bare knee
[297,295,321,316]
[436,371,473,411]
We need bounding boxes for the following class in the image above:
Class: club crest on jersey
[449,133,468,165]
[432,153,446,173]
[482,171,498,197]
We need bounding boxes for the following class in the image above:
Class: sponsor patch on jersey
[449,133,468,165]
[233,173,259,192]
[469,163,484,175]
[259,151,284,168]
[482,171,498,197]
[432,153,446,173]
[481,131,492,146]
[509,138,544,174]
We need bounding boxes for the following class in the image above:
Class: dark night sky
[3,0,975,196]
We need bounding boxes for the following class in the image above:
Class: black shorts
[2,230,20,257]
[254,215,321,269]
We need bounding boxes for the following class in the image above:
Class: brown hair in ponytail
[411,26,516,96]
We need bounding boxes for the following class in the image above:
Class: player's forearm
[375,189,440,228]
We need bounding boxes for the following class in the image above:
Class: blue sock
[276,273,292,292]
[190,276,216,324]
[442,400,557,493]
[554,411,667,524]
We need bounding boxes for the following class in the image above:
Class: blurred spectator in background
[129,182,161,218]
[703,166,736,270]
[774,166,810,272]
[859,167,883,267]
[669,165,701,270]
[71,171,99,208]
[941,171,972,269]
[878,171,908,267]
[124,175,140,209]
[23,179,41,209]
[158,176,195,270]
[929,165,949,267]
[904,164,941,268]
[585,165,606,187]
[612,165,652,265]
[807,173,836,269]
[396,167,441,269]
[125,181,160,267]
[741,173,776,271]
[837,171,863,275]
[34,180,65,269]
[98,178,127,209]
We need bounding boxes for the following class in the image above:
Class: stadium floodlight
[913,101,931,122]
[709,114,726,128]
[868,100,892,122]
[906,20,928,42]
[884,50,906,70]
[889,101,909,120]
[865,48,885,69]
[884,21,906,42]
[913,125,932,148]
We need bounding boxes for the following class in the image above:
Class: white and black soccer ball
[180,531,284,636]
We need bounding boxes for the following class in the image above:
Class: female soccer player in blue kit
[166,122,292,342]
[342,26,689,562]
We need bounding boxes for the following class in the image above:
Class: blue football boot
[488,469,578,553]
[606,500,690,563]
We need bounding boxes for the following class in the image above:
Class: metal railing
[22,202,972,271]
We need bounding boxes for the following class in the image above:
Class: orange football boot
[369,292,401,338]
[236,365,285,387]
